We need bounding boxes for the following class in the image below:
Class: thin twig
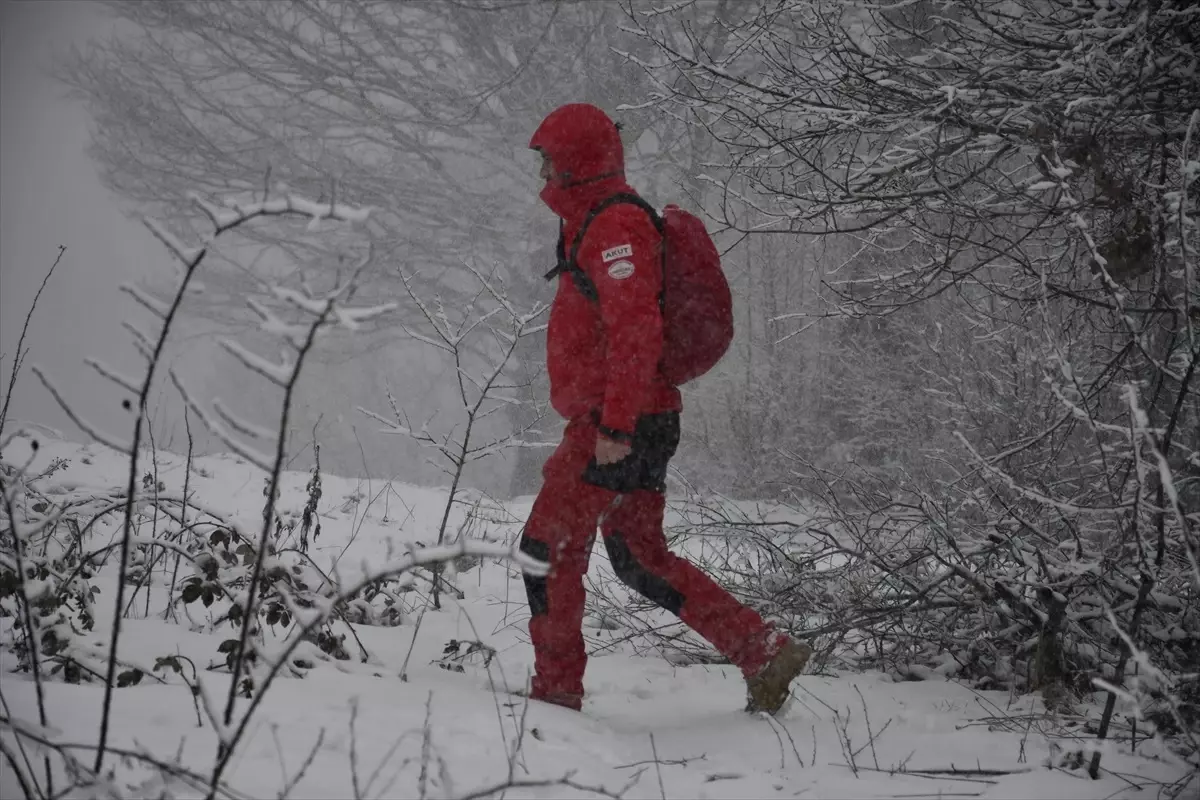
[277,728,326,800]
[649,733,666,800]
[349,699,363,800]
[0,245,65,440]
[419,690,434,800]
[94,206,213,774]
[854,684,881,771]
[0,738,39,800]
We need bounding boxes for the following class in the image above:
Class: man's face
[538,151,557,184]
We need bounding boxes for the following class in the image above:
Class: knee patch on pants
[519,536,551,617]
[604,532,684,615]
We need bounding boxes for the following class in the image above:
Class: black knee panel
[604,532,683,615]
[519,536,551,617]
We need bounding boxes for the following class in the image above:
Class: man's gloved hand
[595,436,632,465]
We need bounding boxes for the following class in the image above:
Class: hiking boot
[745,638,812,715]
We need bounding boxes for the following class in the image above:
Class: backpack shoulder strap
[568,193,664,267]
[544,193,664,302]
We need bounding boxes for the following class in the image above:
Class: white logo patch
[602,244,633,262]
[607,260,635,280]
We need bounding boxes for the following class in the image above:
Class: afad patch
[607,260,635,280]
[601,244,633,262]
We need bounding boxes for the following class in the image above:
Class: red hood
[530,103,625,221]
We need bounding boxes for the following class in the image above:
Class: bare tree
[624,0,1199,771]
[359,260,549,609]
[57,0,663,487]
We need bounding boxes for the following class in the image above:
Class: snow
[119,321,156,362]
[143,217,205,266]
[119,282,172,320]
[81,358,141,398]
[1,432,1191,799]
[217,338,295,388]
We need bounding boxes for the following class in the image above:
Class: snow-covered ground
[1,433,1191,799]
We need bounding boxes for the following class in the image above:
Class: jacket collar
[540,173,631,228]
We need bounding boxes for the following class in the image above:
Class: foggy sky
[1,0,168,446]
[0,0,535,496]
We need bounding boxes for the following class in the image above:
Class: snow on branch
[398,323,454,353]
[142,190,371,288]
[270,286,330,317]
[459,260,549,328]
[954,430,1132,516]
[467,434,556,462]
[356,404,450,457]
[187,191,240,230]
[142,217,204,266]
[169,370,273,473]
[2,483,66,547]
[220,192,371,228]
[211,398,275,443]
[267,286,397,334]
[120,321,155,362]
[245,298,308,349]
[218,339,295,388]
[83,358,140,397]
[119,283,171,320]
[1124,383,1200,586]
[283,539,548,633]
[332,301,396,331]
[1176,109,1198,348]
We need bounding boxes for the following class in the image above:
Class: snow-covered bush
[0,453,100,684]
[627,0,1198,783]
[0,186,546,799]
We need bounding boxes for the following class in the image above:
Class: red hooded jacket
[530,104,682,441]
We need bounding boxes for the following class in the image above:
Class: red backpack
[547,193,734,386]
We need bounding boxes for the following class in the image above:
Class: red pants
[519,412,781,708]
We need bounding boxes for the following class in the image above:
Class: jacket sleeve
[577,206,664,442]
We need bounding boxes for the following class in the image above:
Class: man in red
[520,103,811,714]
